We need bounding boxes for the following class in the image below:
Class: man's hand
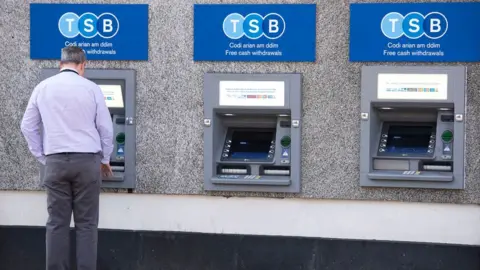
[101,163,113,178]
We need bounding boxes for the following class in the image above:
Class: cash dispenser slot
[110,161,125,172]
[260,166,290,176]
[419,161,453,172]
[103,161,125,182]
[218,165,249,175]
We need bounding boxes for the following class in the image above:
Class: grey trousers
[43,152,102,270]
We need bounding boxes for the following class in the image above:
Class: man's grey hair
[60,46,86,64]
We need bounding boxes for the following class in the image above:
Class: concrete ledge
[1,191,480,245]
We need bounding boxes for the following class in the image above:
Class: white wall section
[1,191,479,246]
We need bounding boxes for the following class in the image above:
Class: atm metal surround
[203,73,302,193]
[360,66,466,189]
[39,68,137,191]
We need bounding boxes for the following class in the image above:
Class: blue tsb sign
[194,4,316,62]
[30,4,149,61]
[350,3,480,62]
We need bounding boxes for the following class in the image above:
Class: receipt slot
[40,69,137,190]
[203,73,302,193]
[360,66,466,189]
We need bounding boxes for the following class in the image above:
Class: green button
[280,136,291,148]
[441,130,453,143]
[116,132,125,144]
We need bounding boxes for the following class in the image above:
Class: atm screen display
[385,125,432,154]
[99,84,124,108]
[229,130,274,160]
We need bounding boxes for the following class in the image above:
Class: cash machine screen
[229,130,274,160]
[99,84,124,108]
[385,125,432,154]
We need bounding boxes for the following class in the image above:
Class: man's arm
[20,86,45,165]
[94,86,114,164]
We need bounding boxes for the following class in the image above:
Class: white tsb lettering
[66,18,75,31]
[84,18,94,32]
[269,20,279,33]
[430,19,441,33]
[230,19,240,32]
[249,19,259,33]
[103,19,113,32]
[388,18,399,32]
[408,18,420,33]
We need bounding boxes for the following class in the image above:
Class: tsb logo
[381,12,448,39]
[58,12,120,39]
[223,13,286,40]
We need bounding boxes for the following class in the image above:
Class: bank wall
[1,0,480,204]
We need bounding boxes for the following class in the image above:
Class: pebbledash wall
[2,0,480,269]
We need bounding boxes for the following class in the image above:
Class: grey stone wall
[1,0,479,203]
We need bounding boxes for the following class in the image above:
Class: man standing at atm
[20,46,114,270]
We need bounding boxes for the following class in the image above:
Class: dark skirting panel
[1,226,479,270]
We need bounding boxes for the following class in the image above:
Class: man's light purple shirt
[20,68,114,165]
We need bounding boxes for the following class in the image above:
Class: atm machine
[203,73,302,193]
[39,69,137,190]
[359,66,466,189]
